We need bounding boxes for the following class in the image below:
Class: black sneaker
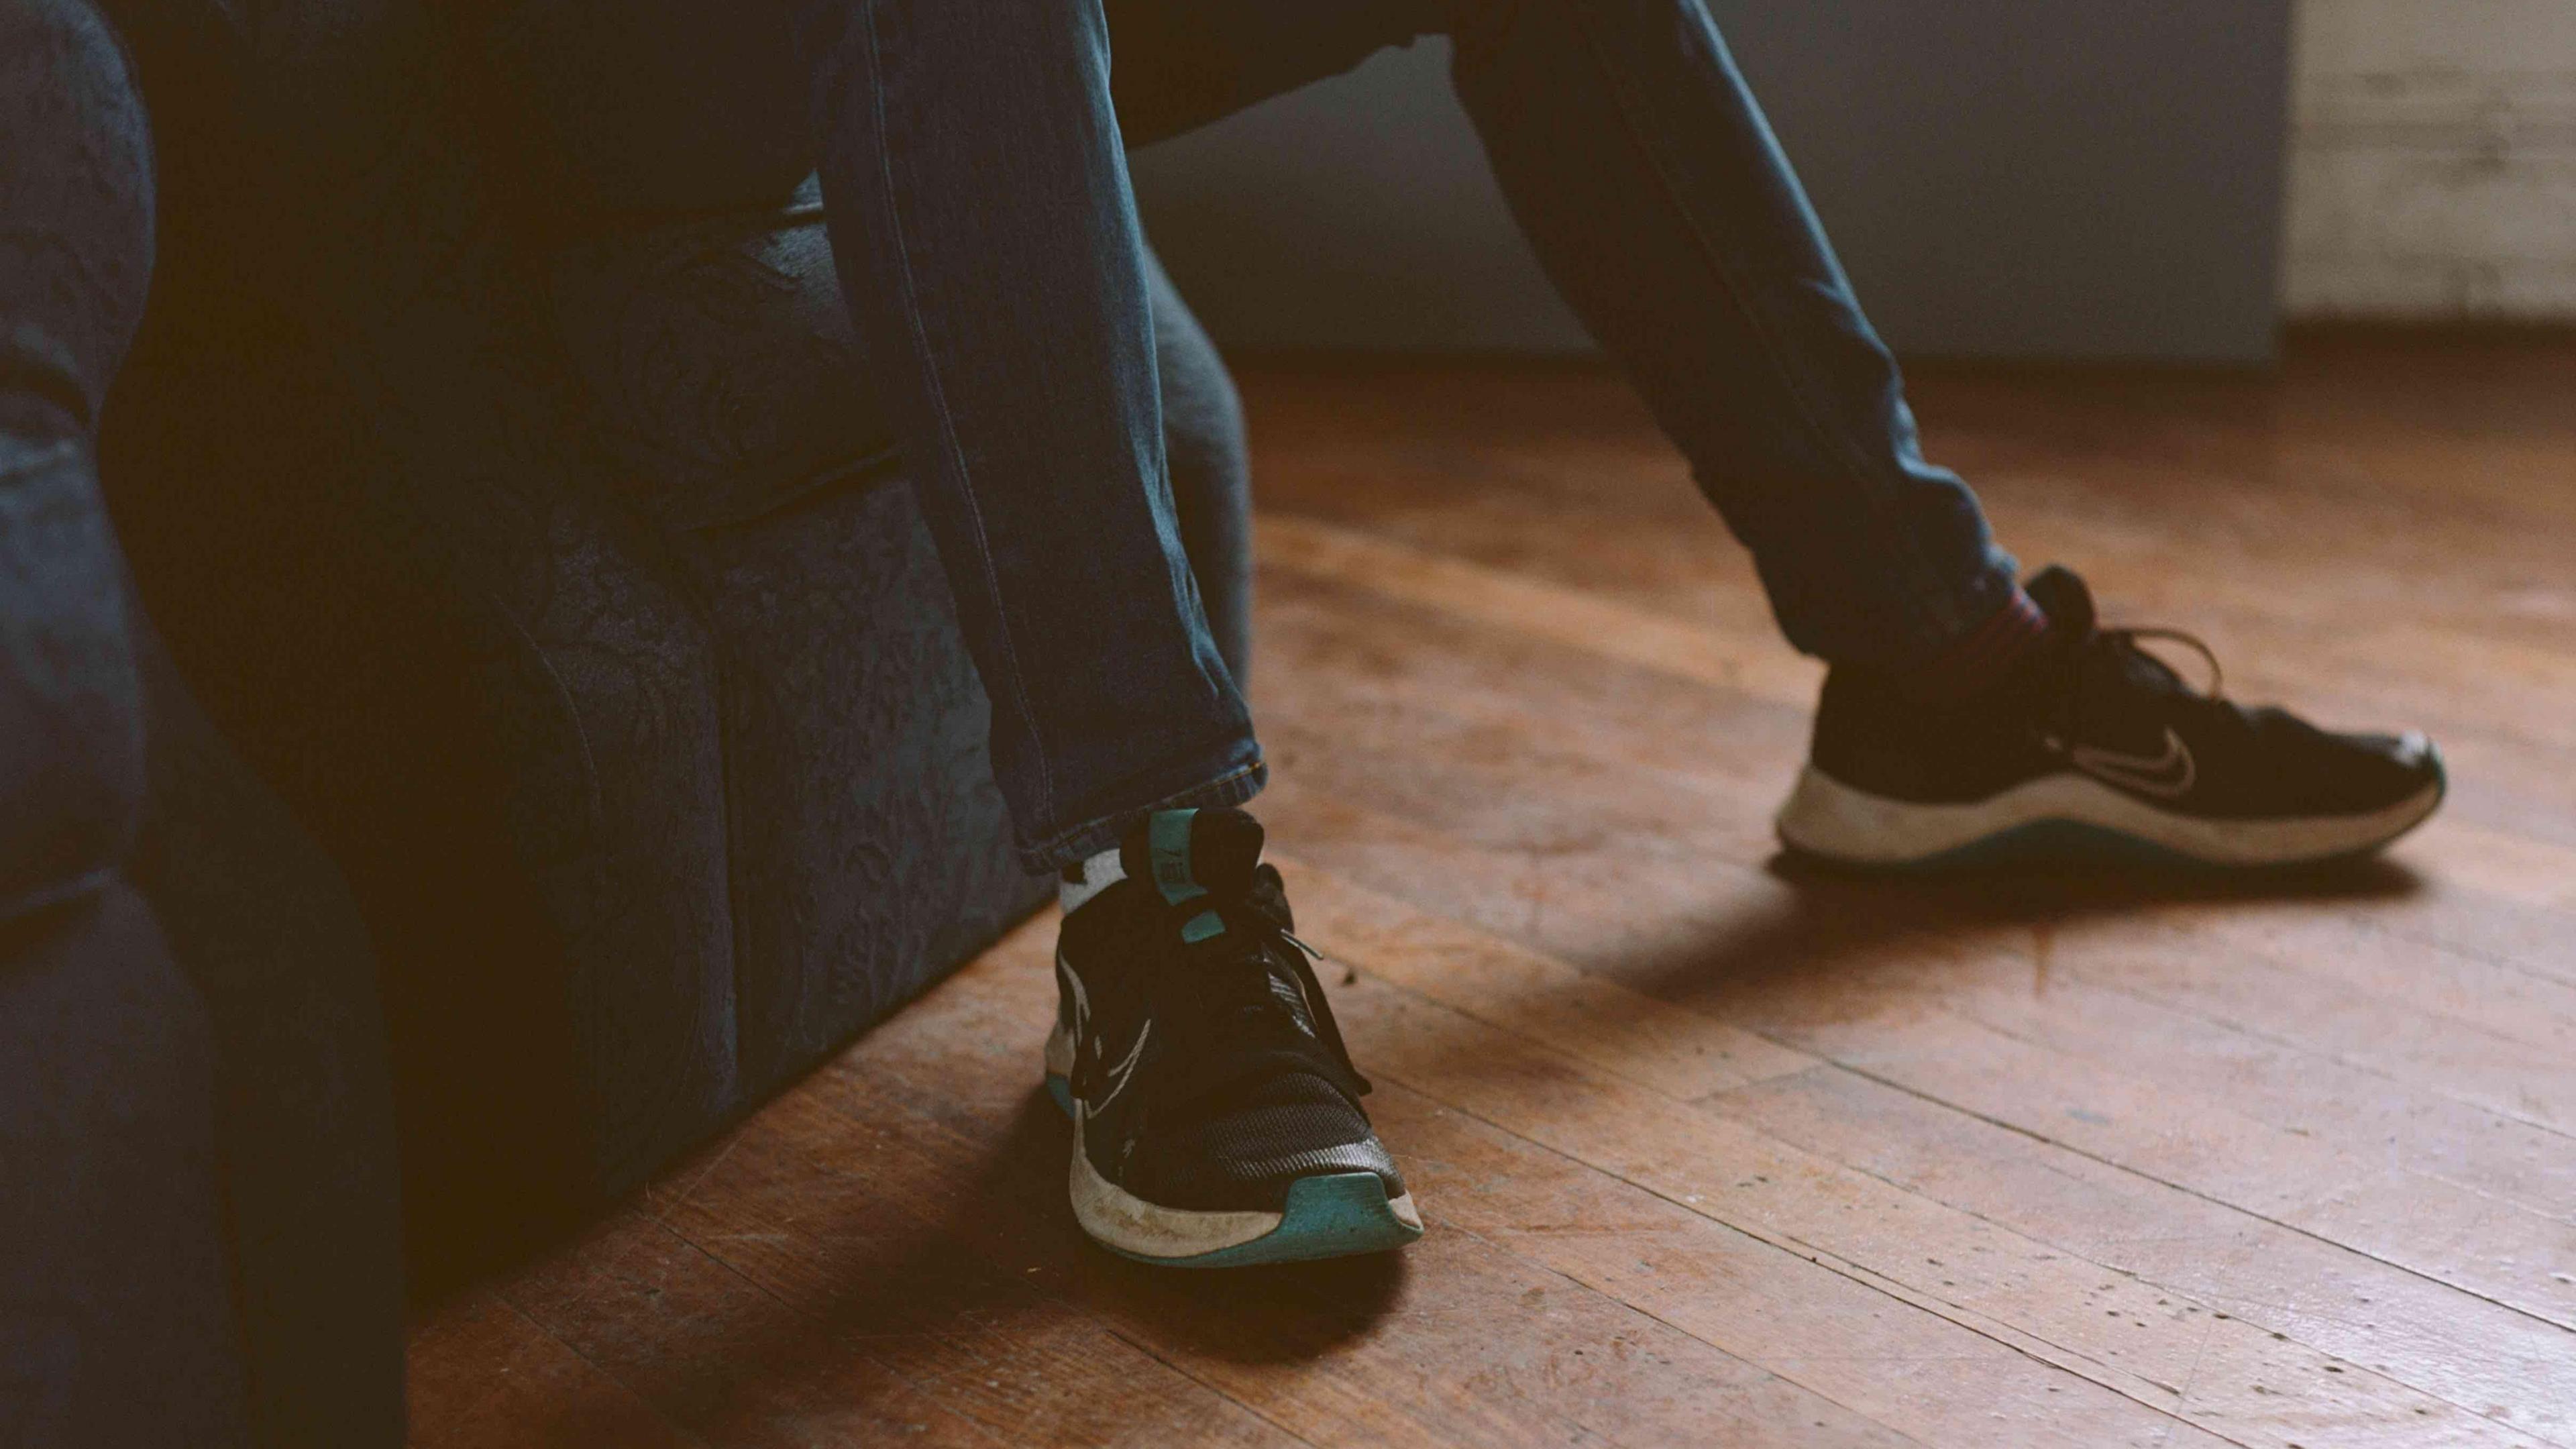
[1776,568,2445,867]
[1043,807,1421,1267]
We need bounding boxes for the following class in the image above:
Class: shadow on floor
[560,843,2424,1436]
[1617,835,2426,1012]
[984,1088,1413,1365]
[659,1089,1413,1445]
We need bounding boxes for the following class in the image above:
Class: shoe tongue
[2023,566,2192,726]
[2022,564,2157,712]
[2023,566,2096,641]
[1123,808,1266,941]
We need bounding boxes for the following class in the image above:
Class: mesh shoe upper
[1124,1065,1397,1213]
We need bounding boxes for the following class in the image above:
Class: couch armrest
[0,886,248,1447]
[0,407,143,922]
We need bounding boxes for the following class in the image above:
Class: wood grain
[411,337,2576,1448]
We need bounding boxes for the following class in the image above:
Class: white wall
[2285,0,2576,319]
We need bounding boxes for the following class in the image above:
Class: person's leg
[1440,0,2037,686]
[790,0,1260,875]
[1109,0,2037,690]
[1421,0,2438,862]
[1108,0,2442,869]
[786,0,1417,1267]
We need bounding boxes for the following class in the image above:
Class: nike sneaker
[1776,567,2445,867]
[1044,807,1422,1267]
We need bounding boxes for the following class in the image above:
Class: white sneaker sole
[1774,765,2444,868]
[1043,1021,1424,1267]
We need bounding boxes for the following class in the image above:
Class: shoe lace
[2035,623,2231,753]
[1147,871,1375,1114]
[2102,625,2224,700]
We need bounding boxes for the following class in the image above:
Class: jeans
[652,0,2029,869]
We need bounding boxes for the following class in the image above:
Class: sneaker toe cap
[2249,710,2444,815]
[2332,727,2445,806]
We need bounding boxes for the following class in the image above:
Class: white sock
[1059,844,1126,916]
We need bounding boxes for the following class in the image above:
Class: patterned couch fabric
[95,1,1255,1292]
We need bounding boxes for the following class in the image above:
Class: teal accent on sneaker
[1042,1074,1419,1268]
[1148,807,1213,898]
[1107,1172,1423,1269]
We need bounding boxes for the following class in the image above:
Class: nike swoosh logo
[1093,1021,1152,1112]
[2070,727,2197,799]
[1060,953,1154,1113]
[1057,951,1091,1040]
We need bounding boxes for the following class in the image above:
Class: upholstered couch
[7,1,1252,1443]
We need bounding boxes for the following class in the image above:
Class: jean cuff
[1016,751,1269,874]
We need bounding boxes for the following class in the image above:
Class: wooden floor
[409,335,2576,1449]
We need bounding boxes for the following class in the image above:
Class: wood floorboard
[1275,856,2576,1242]
[1242,645,2576,1165]
[1258,781,2576,1342]
[612,914,1933,1449]
[405,1293,706,1449]
[1714,1065,2576,1431]
[1256,690,2576,1218]
[411,339,2576,1446]
[1253,512,2576,851]
[820,919,2204,1449]
[1271,860,2566,1446]
[1241,560,2575,1003]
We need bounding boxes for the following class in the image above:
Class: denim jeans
[788,0,2025,870]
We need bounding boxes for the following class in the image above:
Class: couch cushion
[0,887,247,1447]
[0,413,143,920]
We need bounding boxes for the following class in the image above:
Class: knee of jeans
[0,0,156,426]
